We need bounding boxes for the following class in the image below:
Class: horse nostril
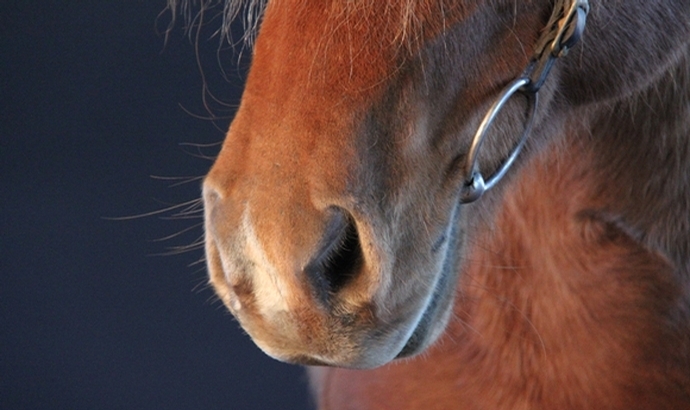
[304,208,363,303]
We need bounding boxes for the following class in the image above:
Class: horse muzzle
[202,175,457,369]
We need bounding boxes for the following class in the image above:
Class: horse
[170,0,690,408]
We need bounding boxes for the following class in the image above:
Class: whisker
[104,198,203,220]
[189,255,207,268]
[150,174,206,187]
[152,222,204,242]
[151,245,205,258]
[179,141,224,148]
[156,237,206,255]
[159,214,204,221]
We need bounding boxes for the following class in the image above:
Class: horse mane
[165,0,266,46]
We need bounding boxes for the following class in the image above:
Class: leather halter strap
[459,0,589,204]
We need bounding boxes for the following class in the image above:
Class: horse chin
[395,269,456,360]
[395,209,462,360]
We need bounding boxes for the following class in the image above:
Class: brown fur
[169,0,690,407]
[311,126,690,409]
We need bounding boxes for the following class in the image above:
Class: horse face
[202,0,543,368]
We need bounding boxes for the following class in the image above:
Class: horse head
[201,0,690,369]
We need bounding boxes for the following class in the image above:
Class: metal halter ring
[459,78,537,204]
[458,0,588,204]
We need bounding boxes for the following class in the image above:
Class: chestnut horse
[170,0,690,408]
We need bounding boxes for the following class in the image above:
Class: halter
[459,0,590,203]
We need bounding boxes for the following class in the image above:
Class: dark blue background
[1,2,313,409]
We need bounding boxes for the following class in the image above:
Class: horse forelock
[165,0,267,46]
[165,0,484,55]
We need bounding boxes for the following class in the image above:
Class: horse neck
[579,43,690,275]
[443,47,690,406]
